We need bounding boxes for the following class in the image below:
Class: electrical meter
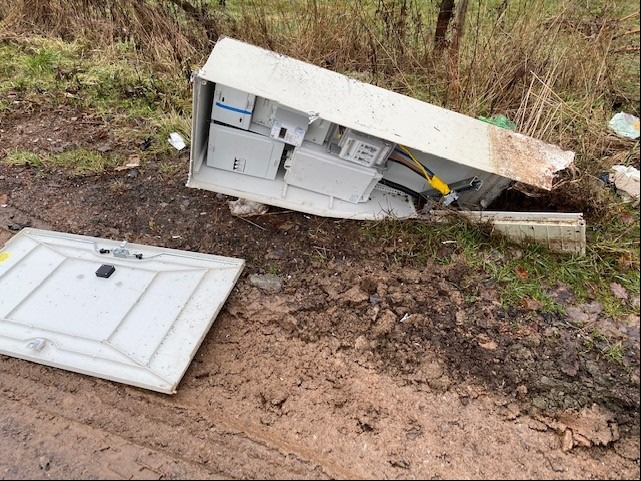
[269,106,309,147]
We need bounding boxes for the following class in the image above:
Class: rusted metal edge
[488,128,575,191]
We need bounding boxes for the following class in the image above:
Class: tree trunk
[434,0,456,50]
[447,0,469,108]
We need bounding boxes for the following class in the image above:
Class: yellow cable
[398,145,430,180]
[398,145,451,196]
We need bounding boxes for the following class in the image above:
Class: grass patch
[2,148,120,175]
[3,150,43,167]
[362,212,639,320]
[0,37,190,119]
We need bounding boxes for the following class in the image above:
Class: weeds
[362,212,639,324]
[4,150,42,167]
[581,328,627,366]
[2,148,119,175]
[158,161,183,176]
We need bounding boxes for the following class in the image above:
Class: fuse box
[189,38,574,220]
[284,141,383,203]
[207,122,284,180]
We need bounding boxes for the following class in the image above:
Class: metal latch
[100,241,143,260]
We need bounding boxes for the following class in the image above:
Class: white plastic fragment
[610,165,640,206]
[228,198,269,217]
[430,210,587,256]
[26,338,46,351]
[168,132,187,150]
[608,112,640,139]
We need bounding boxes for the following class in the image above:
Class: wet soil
[0,103,639,479]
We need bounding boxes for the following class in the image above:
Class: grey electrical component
[304,118,333,145]
[251,96,278,127]
[284,141,383,203]
[212,84,255,130]
[270,106,309,147]
[207,123,284,180]
[336,128,394,167]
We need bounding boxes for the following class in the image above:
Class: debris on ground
[114,154,141,171]
[554,404,620,451]
[610,165,640,206]
[477,114,517,130]
[168,132,187,151]
[429,209,586,255]
[228,198,269,217]
[248,273,283,293]
[608,112,640,139]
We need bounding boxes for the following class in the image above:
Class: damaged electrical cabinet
[187,37,582,252]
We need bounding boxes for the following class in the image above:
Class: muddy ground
[0,104,639,479]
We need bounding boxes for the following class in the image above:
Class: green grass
[362,210,640,321]
[0,37,190,119]
[3,148,120,175]
[3,150,43,168]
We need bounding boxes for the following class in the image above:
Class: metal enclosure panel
[200,37,574,190]
[0,229,245,394]
[188,78,214,175]
[207,122,284,180]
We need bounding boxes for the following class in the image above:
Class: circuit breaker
[269,106,308,147]
[212,84,255,130]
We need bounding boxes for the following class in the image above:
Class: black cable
[378,178,432,204]
[388,156,424,177]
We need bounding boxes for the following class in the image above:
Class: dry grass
[0,0,214,71]
[0,0,639,204]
